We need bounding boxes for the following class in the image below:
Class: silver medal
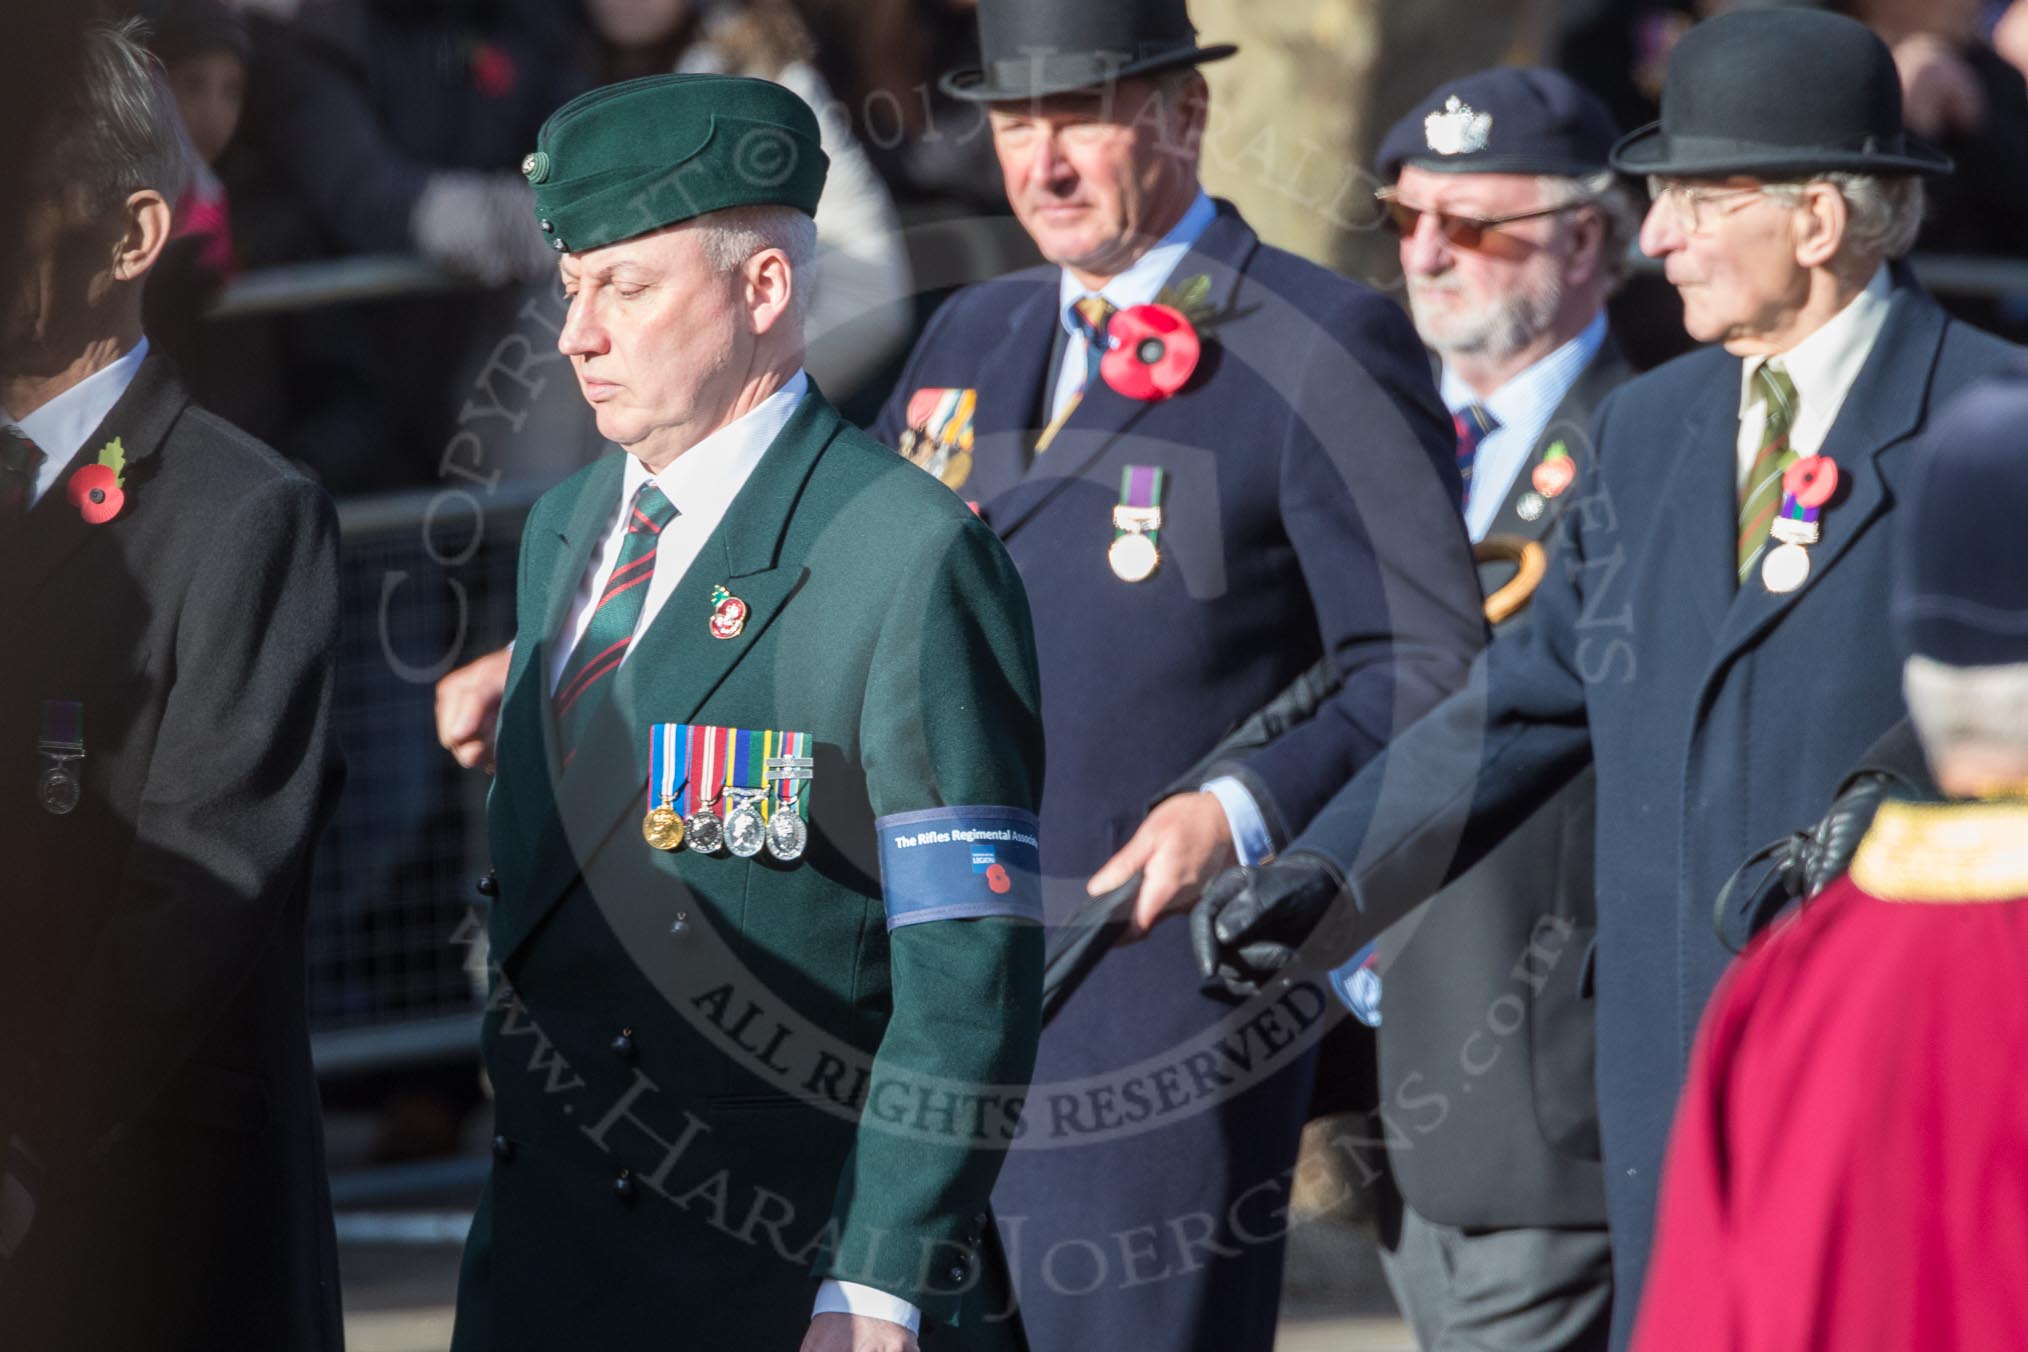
[685,810,725,856]
[38,761,80,815]
[724,790,767,858]
[1761,541,1812,594]
[1516,492,1547,522]
[766,810,808,862]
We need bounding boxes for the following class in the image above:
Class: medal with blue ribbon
[643,723,689,850]
[1109,464,1165,583]
[644,724,814,861]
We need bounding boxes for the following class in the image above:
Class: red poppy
[470,42,518,99]
[1100,304,1201,402]
[67,463,125,524]
[1783,455,1839,509]
[985,863,1012,895]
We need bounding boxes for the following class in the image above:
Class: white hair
[1763,172,1927,265]
[1541,171,1642,292]
[694,203,817,324]
[1904,654,2028,781]
[43,19,194,218]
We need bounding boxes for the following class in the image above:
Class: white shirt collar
[1056,192,1218,331]
[619,368,809,520]
[1737,265,1894,447]
[5,337,150,510]
[1441,311,1608,432]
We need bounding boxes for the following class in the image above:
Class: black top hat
[1609,8,1950,178]
[941,0,1237,103]
[1379,67,1620,181]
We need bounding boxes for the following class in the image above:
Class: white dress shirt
[549,372,808,694]
[1734,265,1893,491]
[548,371,920,1332]
[1440,313,1608,543]
[2,337,150,510]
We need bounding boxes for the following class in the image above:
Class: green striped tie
[552,482,679,762]
[1736,362,1798,585]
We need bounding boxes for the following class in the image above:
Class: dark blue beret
[1378,67,1620,181]
[1894,371,2028,667]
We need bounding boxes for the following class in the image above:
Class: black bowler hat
[1378,67,1620,182]
[1894,372,2028,668]
[941,0,1237,103]
[1610,7,1951,178]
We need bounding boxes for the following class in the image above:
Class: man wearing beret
[452,75,1046,1352]
[1195,8,2021,1346]
[0,21,342,1349]
[870,1,1486,1348]
[1352,66,1637,1352]
[1636,377,2028,1351]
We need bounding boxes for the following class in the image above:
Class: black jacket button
[669,913,690,940]
[613,1170,637,1203]
[476,872,499,898]
[492,1135,515,1162]
[611,1029,637,1060]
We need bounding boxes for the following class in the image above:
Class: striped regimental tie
[552,482,679,761]
[1737,361,1798,585]
[1035,295,1118,453]
[1452,402,1498,512]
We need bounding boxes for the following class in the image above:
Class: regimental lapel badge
[37,700,84,815]
[646,724,813,862]
[1425,95,1492,156]
[899,387,979,491]
[709,584,748,640]
[1763,454,1840,595]
[1109,464,1166,583]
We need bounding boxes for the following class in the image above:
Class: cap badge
[1425,96,1492,157]
[521,151,551,183]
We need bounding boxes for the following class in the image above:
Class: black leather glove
[1191,853,1347,998]
[1712,768,1907,951]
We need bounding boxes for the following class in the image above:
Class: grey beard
[1411,271,1566,368]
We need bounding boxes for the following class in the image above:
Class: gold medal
[642,803,685,851]
[1108,530,1160,582]
[1761,541,1812,594]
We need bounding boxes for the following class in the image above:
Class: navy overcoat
[874,202,1486,1352]
[1292,278,2019,1346]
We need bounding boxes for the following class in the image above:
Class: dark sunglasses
[1374,187,1580,251]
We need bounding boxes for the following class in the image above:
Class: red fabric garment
[1634,864,2028,1351]
[171,178,236,279]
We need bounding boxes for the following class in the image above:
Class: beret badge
[1425,96,1493,156]
[520,151,551,183]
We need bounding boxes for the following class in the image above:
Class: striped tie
[1736,362,1798,585]
[1035,295,1117,453]
[552,482,679,760]
[1452,403,1497,511]
[0,426,42,533]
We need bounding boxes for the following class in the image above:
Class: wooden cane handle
[1475,535,1549,625]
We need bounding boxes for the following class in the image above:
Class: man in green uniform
[450,75,1045,1352]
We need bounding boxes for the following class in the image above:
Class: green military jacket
[452,388,1045,1350]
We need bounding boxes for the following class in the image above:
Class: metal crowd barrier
[308,485,539,1074]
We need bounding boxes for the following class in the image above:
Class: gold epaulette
[1847,798,2028,904]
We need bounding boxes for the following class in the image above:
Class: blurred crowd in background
[89,0,2028,500]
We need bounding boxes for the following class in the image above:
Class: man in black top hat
[1352,65,1637,1352]
[1194,8,2022,1346]
[872,1,1485,1349]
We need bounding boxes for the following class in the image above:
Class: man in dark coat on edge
[1345,65,1638,1352]
[0,20,344,1351]
[1195,9,2022,1348]
[871,2,1486,1348]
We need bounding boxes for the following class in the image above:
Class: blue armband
[874,806,1043,930]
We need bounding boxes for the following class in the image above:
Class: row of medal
[641,724,811,863]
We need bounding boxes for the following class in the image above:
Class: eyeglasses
[1645,177,1772,235]
[1373,187,1580,251]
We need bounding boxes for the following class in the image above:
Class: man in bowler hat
[0,20,343,1349]
[1636,377,2028,1350]
[872,1,1486,1348]
[452,76,1045,1352]
[1196,8,2021,1345]
[1354,65,1638,1352]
